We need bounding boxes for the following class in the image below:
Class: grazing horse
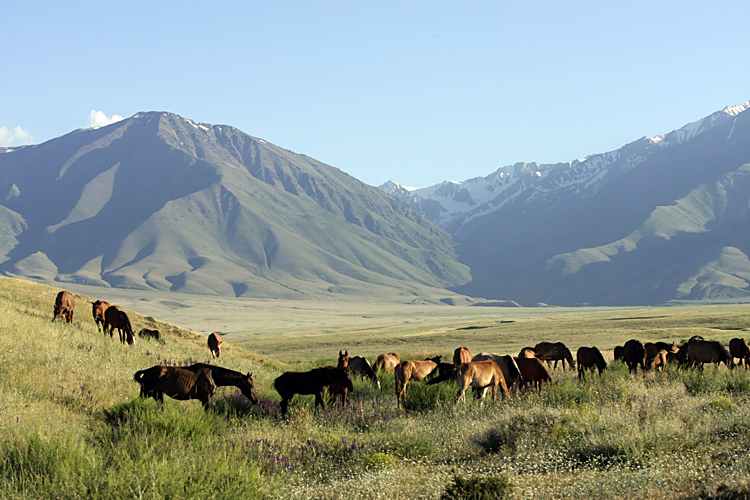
[647,350,669,372]
[395,360,438,409]
[274,367,354,416]
[327,351,351,407]
[453,347,472,366]
[613,345,625,362]
[183,363,259,404]
[53,291,75,324]
[534,342,575,371]
[513,357,554,394]
[644,341,678,361]
[518,347,537,359]
[472,353,525,392]
[425,363,458,386]
[91,300,110,332]
[576,346,607,379]
[348,355,380,389]
[454,360,510,404]
[208,332,223,359]
[688,340,731,370]
[138,328,161,341]
[374,353,400,373]
[623,339,646,374]
[104,306,135,345]
[134,365,216,410]
[729,338,750,369]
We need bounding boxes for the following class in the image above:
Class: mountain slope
[383,102,750,305]
[0,112,470,300]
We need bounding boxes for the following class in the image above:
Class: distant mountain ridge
[382,101,750,305]
[0,112,471,301]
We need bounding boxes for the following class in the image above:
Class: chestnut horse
[576,346,607,379]
[394,359,438,409]
[453,347,472,366]
[274,366,354,416]
[374,353,400,373]
[472,353,525,392]
[514,357,554,394]
[454,360,510,404]
[208,332,223,359]
[53,291,75,324]
[91,300,110,332]
[104,306,135,345]
[134,365,216,410]
[348,355,380,389]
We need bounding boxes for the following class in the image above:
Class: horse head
[240,372,260,404]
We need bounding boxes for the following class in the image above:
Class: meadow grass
[3,276,750,498]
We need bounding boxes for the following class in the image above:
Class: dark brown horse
[53,291,75,324]
[274,366,354,416]
[138,328,161,341]
[91,300,110,331]
[326,351,351,407]
[576,346,607,379]
[623,339,646,374]
[534,342,575,371]
[208,332,222,359]
[729,338,750,369]
[348,355,380,389]
[183,363,259,404]
[688,340,731,369]
[134,365,216,410]
[104,306,135,345]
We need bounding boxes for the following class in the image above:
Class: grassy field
[3,276,750,499]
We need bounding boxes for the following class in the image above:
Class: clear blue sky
[3,1,749,187]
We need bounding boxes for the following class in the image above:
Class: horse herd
[51,291,750,416]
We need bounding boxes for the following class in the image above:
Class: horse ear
[345,350,348,356]
[339,350,343,356]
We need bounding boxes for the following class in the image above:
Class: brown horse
[645,341,678,361]
[183,363,259,404]
[472,353,525,392]
[688,340,731,369]
[453,347,472,366]
[326,351,351,407]
[138,328,161,341]
[53,291,75,324]
[513,357,554,394]
[134,365,216,410]
[104,306,135,345]
[518,347,537,358]
[454,360,510,404]
[374,353,400,373]
[91,300,110,331]
[576,346,607,379]
[623,339,646,374]
[208,332,222,359]
[647,349,668,372]
[613,345,625,362]
[534,341,575,371]
[395,360,438,409]
[729,338,750,369]
[348,355,380,389]
[274,367,354,416]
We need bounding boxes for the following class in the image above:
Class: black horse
[184,363,259,404]
[274,366,354,416]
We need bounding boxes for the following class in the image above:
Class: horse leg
[280,398,290,416]
[314,391,326,411]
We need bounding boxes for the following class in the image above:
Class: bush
[440,473,514,500]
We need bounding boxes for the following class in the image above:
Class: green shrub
[363,452,398,470]
[440,473,514,500]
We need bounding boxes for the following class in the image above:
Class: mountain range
[0,112,470,302]
[382,101,750,305]
[2,102,749,306]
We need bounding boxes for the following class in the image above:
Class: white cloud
[0,125,34,146]
[89,110,124,129]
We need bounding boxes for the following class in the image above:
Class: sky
[3,1,750,188]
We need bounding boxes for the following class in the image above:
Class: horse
[613,345,625,362]
[576,346,607,379]
[729,338,750,369]
[534,341,575,371]
[454,360,510,404]
[395,359,438,409]
[518,347,537,358]
[91,300,109,331]
[471,353,525,392]
[374,353,400,373]
[208,332,222,358]
[326,351,351,407]
[138,328,161,341]
[133,365,216,410]
[103,306,135,345]
[453,347,472,366]
[645,342,678,365]
[513,357,554,394]
[687,340,731,370]
[348,355,380,389]
[274,367,354,416]
[183,363,259,404]
[623,339,646,374]
[425,363,458,386]
[53,291,75,324]
[647,349,668,372]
